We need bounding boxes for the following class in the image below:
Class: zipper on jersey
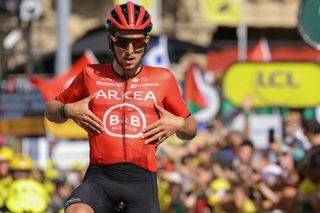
[122,78,128,161]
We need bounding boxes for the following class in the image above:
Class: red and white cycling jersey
[56,64,190,172]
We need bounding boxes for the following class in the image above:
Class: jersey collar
[111,64,143,80]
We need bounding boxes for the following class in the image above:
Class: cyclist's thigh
[125,173,160,213]
[65,180,113,213]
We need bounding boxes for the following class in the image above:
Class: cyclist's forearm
[45,100,68,123]
[176,116,197,140]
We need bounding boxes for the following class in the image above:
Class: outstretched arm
[142,102,197,146]
[45,93,103,134]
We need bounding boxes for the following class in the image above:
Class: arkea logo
[103,103,146,138]
[96,89,156,102]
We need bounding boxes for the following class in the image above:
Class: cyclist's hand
[142,102,185,146]
[64,92,104,134]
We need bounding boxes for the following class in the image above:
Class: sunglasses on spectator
[111,35,147,50]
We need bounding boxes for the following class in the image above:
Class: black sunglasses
[111,35,146,50]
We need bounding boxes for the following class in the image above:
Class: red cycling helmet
[105,1,152,33]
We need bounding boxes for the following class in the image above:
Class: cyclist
[45,1,197,213]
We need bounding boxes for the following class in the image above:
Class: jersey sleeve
[163,73,190,118]
[55,69,87,103]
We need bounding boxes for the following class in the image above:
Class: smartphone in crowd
[268,128,275,144]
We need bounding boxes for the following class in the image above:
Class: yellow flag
[203,0,241,26]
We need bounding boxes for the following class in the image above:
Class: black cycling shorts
[65,162,160,213]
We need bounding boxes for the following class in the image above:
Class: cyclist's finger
[144,132,163,144]
[79,122,93,134]
[87,123,102,134]
[142,120,161,133]
[87,111,104,128]
[142,126,162,139]
[85,116,103,134]
[156,129,176,146]
[155,136,168,147]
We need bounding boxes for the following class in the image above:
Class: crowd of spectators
[156,108,320,213]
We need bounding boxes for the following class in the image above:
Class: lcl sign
[256,71,300,88]
[223,62,320,107]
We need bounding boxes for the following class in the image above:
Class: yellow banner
[44,118,88,139]
[223,62,320,107]
[203,0,241,26]
[113,0,152,10]
[0,117,45,136]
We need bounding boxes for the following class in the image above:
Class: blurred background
[1,0,320,212]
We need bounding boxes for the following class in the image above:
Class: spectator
[297,146,320,212]
[220,130,243,166]
[284,111,310,150]
[5,155,49,213]
[303,119,320,147]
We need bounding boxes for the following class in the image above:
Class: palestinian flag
[183,62,221,124]
[184,63,207,114]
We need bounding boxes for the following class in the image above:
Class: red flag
[248,38,271,62]
[184,63,207,113]
[30,51,98,101]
